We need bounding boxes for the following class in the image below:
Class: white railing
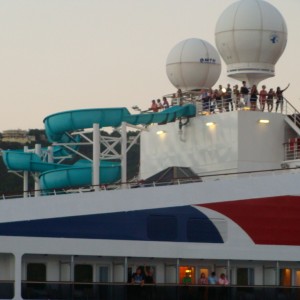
[2,167,300,200]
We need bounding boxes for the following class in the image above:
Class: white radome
[215,0,288,85]
[166,38,221,91]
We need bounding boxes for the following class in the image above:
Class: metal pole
[34,144,41,197]
[124,257,128,283]
[47,146,54,163]
[121,122,127,189]
[13,253,22,300]
[276,261,280,286]
[176,258,180,284]
[23,146,28,198]
[93,123,100,191]
[227,260,231,284]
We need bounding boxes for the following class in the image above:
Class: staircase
[284,98,300,136]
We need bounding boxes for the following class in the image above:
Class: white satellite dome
[215,0,287,85]
[166,38,221,91]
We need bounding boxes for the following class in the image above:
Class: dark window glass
[74,264,93,283]
[187,218,216,242]
[147,215,177,241]
[27,263,46,282]
[237,268,254,286]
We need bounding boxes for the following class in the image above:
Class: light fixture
[206,122,215,127]
[258,119,270,124]
[156,130,166,135]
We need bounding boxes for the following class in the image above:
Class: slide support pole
[121,122,127,189]
[34,144,41,197]
[93,123,100,191]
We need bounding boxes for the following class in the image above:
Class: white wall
[140,111,288,179]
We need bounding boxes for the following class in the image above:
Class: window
[99,266,109,282]
[179,266,195,284]
[74,264,93,283]
[280,268,291,286]
[147,215,177,241]
[27,263,46,282]
[237,268,254,286]
[295,270,300,286]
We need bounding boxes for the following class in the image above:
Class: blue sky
[0,0,299,130]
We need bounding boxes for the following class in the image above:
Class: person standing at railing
[275,83,290,113]
[240,81,250,107]
[162,97,170,109]
[259,85,268,111]
[149,99,158,112]
[233,85,241,109]
[225,84,233,111]
[267,88,275,112]
[250,85,258,111]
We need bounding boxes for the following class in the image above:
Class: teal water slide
[3,104,195,190]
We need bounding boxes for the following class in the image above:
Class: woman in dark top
[250,85,258,111]
[275,83,290,113]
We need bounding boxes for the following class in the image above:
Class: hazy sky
[0,0,299,131]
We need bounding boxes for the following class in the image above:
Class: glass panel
[198,268,209,285]
[295,270,300,286]
[179,266,195,284]
[237,268,254,286]
[280,268,291,287]
[99,266,109,282]
[74,264,93,282]
[26,263,46,282]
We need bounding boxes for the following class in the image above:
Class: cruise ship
[1,0,299,299]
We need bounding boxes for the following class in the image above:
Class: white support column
[276,261,279,286]
[47,146,54,163]
[227,260,231,284]
[70,255,74,282]
[176,258,180,284]
[34,144,41,197]
[121,122,127,189]
[93,123,100,191]
[23,146,29,198]
[13,253,22,300]
[124,257,128,283]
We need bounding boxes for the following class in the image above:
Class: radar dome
[215,0,287,85]
[166,38,221,91]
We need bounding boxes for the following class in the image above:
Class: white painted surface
[141,111,288,178]
[215,0,287,85]
[166,38,221,90]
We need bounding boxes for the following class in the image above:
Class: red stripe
[198,196,300,246]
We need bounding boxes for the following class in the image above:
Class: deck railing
[1,167,300,200]
[20,281,300,300]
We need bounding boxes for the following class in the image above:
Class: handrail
[283,97,300,129]
[1,166,300,200]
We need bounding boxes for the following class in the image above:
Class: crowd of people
[182,271,229,286]
[148,83,290,114]
[208,81,290,113]
[131,267,155,285]
[130,267,229,286]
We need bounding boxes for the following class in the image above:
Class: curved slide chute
[44,104,195,142]
[3,104,195,191]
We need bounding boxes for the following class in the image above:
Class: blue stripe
[0,206,223,243]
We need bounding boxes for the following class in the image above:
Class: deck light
[206,122,215,127]
[258,119,270,124]
[156,130,166,135]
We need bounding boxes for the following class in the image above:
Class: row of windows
[26,263,299,287]
[27,263,109,283]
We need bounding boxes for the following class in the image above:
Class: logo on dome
[200,58,216,64]
[270,33,279,44]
